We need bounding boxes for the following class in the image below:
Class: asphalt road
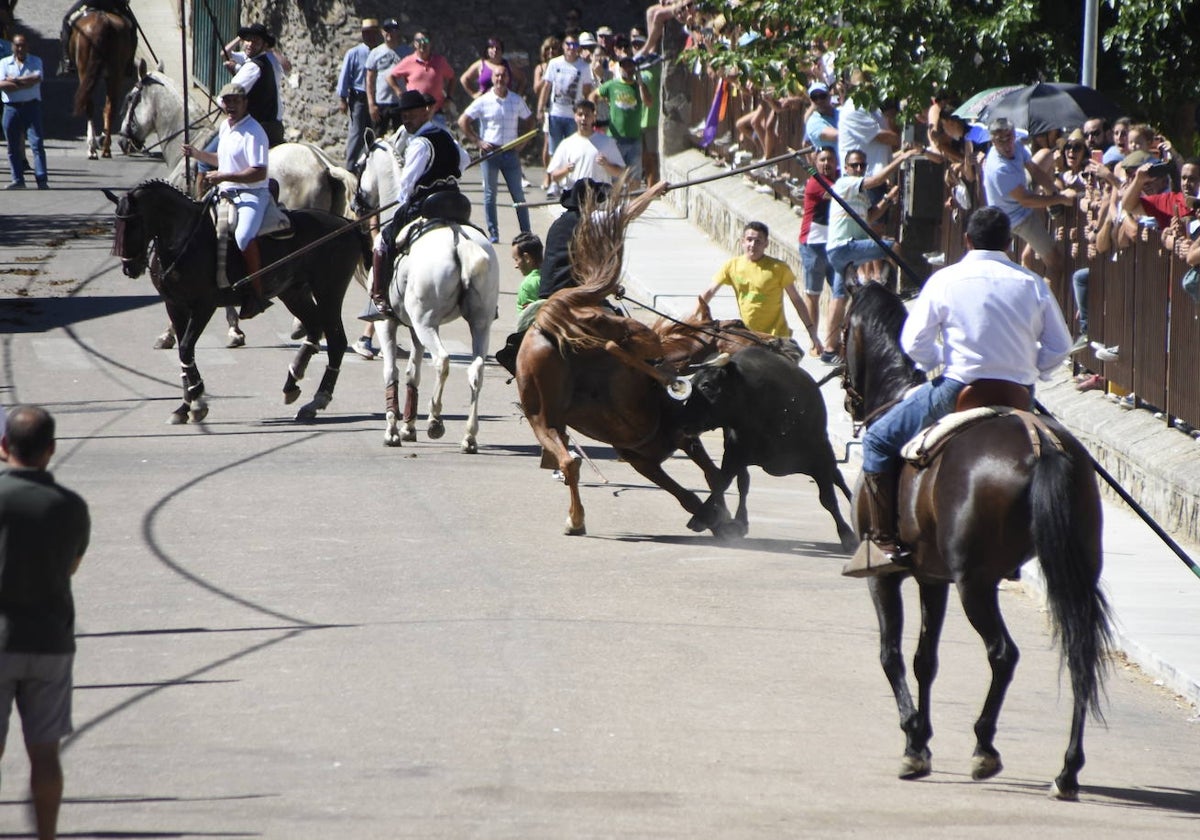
[1,88,1199,840]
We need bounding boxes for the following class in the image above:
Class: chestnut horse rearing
[70,9,135,160]
[515,189,735,537]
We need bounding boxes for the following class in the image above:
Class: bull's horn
[701,352,731,368]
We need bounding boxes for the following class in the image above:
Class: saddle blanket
[900,406,1011,468]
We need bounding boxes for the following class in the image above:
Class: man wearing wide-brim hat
[226,22,286,147]
[368,90,472,316]
[338,18,384,169]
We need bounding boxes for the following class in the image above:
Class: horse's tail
[353,226,372,289]
[1030,431,1113,722]
[455,231,492,287]
[300,143,359,221]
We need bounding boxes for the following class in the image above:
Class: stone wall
[236,0,648,153]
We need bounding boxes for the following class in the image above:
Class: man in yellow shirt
[701,221,823,353]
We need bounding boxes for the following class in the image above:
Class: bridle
[112,184,215,279]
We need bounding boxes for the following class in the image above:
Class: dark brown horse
[842,281,1112,800]
[0,0,15,41]
[515,193,734,537]
[655,296,803,370]
[69,9,134,159]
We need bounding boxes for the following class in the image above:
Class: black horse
[842,281,1112,800]
[104,180,370,423]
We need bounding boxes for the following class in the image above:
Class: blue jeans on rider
[481,149,530,241]
[547,115,576,155]
[800,242,842,298]
[861,376,967,473]
[3,100,47,185]
[826,237,895,284]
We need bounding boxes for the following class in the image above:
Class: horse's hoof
[840,531,860,554]
[1048,779,1079,801]
[715,520,748,540]
[686,514,708,532]
[427,419,445,439]
[283,387,301,405]
[188,406,208,424]
[168,413,188,425]
[401,428,417,442]
[226,328,245,348]
[384,434,403,447]
[88,151,98,161]
[102,149,112,159]
[899,750,932,780]
[153,332,175,350]
[296,404,318,422]
[564,521,586,536]
[971,752,1003,781]
[461,438,478,454]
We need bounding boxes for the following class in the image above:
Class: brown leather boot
[843,468,912,578]
[237,240,273,320]
[370,247,396,317]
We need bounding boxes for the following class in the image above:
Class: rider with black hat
[369,89,471,316]
[227,22,285,147]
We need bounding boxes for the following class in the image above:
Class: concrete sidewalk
[618,171,1200,711]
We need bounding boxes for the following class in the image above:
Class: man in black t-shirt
[0,405,90,840]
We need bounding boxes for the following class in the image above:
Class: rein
[613,289,779,353]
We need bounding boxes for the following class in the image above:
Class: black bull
[675,346,857,550]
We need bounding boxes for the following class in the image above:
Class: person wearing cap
[458,65,534,243]
[369,90,471,315]
[576,31,598,60]
[536,35,594,171]
[366,19,411,135]
[59,0,137,74]
[338,18,383,169]
[982,116,1076,287]
[181,83,273,319]
[387,30,455,127]
[592,56,650,185]
[803,81,838,156]
[226,23,286,147]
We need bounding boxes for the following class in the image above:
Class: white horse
[376,223,499,453]
[353,130,408,226]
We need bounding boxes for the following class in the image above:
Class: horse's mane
[535,180,662,358]
[851,281,908,341]
[846,282,924,409]
[132,178,195,202]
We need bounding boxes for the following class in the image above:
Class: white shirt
[216,114,270,192]
[825,175,871,248]
[901,250,1072,385]
[229,50,285,120]
[837,96,891,174]
[461,89,531,145]
[0,52,42,104]
[543,56,593,118]
[547,130,624,188]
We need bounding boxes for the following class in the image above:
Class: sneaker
[353,336,377,360]
[1117,393,1136,410]
[488,233,500,244]
[1095,344,1119,362]
[819,351,843,365]
[5,181,26,190]
[1069,333,1089,354]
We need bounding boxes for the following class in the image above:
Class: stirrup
[842,538,912,578]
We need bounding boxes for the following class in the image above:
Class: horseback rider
[844,206,1073,577]
[224,22,285,147]
[60,0,137,74]
[369,89,471,317]
[181,82,273,320]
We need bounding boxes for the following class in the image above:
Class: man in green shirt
[593,56,649,184]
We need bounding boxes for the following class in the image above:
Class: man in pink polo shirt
[387,29,454,124]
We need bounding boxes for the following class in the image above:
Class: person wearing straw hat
[338,18,383,169]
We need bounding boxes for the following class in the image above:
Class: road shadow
[0,294,161,333]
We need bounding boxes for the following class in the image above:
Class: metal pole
[1081,0,1099,89]
[179,0,191,192]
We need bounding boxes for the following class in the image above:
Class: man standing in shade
[458,65,534,243]
[0,33,46,189]
[366,19,410,135]
[387,30,455,126]
[0,405,91,840]
[338,18,383,169]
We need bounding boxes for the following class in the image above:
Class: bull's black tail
[1030,432,1113,720]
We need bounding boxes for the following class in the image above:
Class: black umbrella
[978,82,1121,136]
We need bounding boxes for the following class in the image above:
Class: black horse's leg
[908,580,949,778]
[867,574,927,778]
[172,307,216,424]
[957,577,1019,781]
[626,455,731,535]
[291,287,347,421]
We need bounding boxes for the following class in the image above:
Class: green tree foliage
[683,0,1196,129]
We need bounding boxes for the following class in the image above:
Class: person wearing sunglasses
[387,30,455,127]
[803,81,838,158]
[536,34,594,184]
